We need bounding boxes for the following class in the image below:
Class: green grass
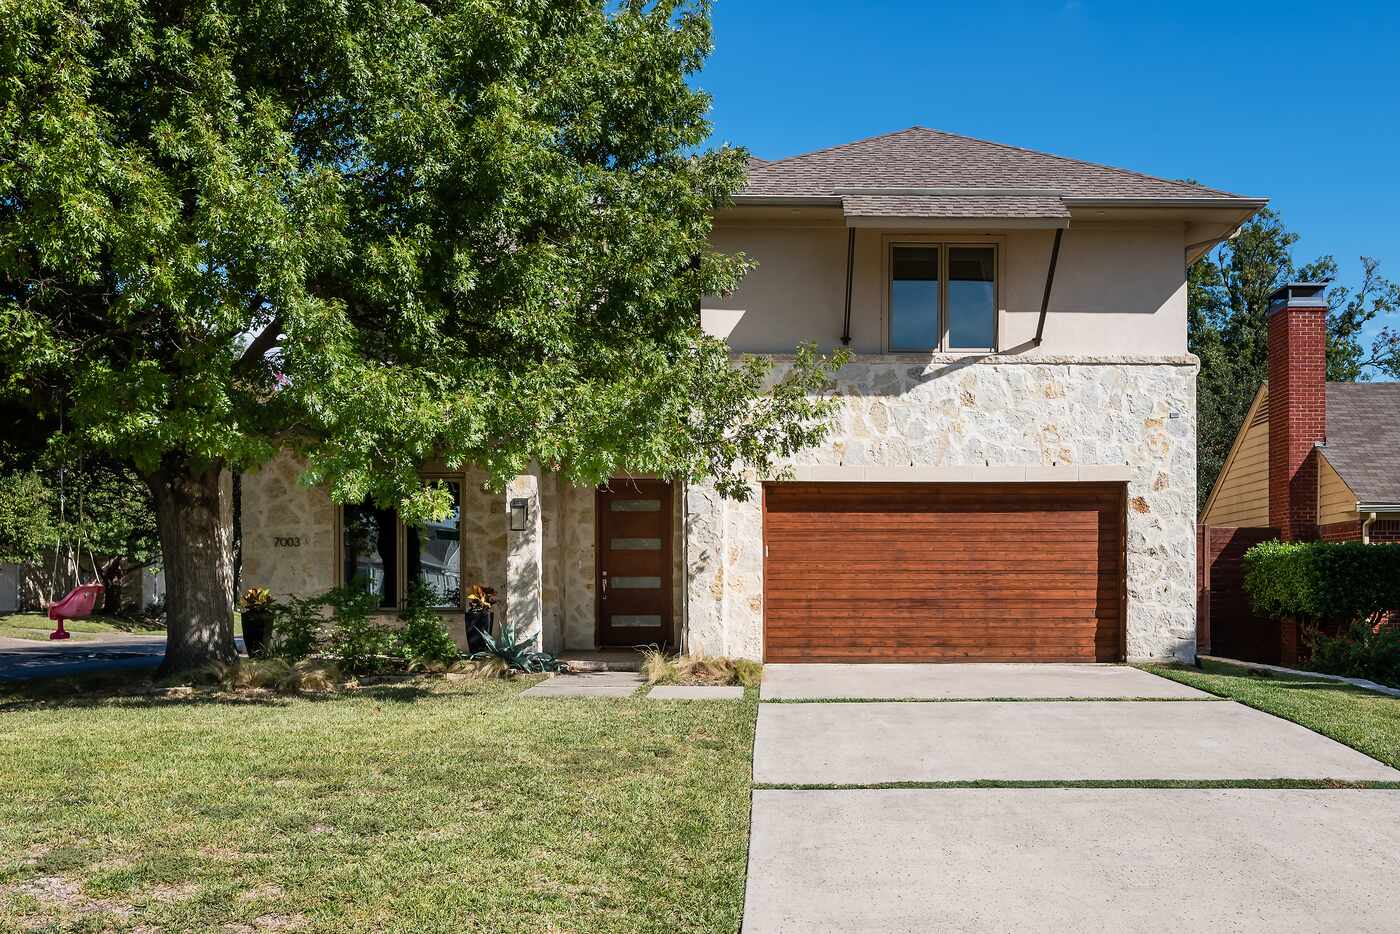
[1141,660,1400,770]
[0,677,758,932]
[0,612,165,642]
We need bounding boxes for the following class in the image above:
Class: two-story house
[241,127,1265,663]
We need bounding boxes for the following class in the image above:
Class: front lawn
[1142,660,1400,770]
[0,677,757,932]
[0,612,165,642]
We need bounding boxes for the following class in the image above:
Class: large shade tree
[1,0,845,673]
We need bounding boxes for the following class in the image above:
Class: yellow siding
[1203,389,1271,527]
[1318,454,1358,526]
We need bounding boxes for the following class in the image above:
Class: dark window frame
[337,474,467,612]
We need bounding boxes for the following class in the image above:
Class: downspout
[1362,511,1377,545]
[840,228,855,346]
[1033,227,1063,347]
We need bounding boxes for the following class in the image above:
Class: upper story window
[889,243,997,352]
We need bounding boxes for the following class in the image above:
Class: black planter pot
[465,608,494,654]
[242,608,273,658]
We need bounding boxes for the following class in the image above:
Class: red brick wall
[1319,519,1362,542]
[1319,518,1400,543]
[1369,520,1400,543]
[1267,302,1327,541]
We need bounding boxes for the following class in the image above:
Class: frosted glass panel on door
[611,538,661,550]
[611,615,662,628]
[612,577,662,589]
[610,499,661,512]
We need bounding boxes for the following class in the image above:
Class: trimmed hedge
[1243,540,1400,623]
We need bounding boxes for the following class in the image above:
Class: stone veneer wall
[684,354,1200,662]
[240,451,337,601]
[241,453,685,653]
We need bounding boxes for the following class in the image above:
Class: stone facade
[240,454,684,652]
[240,451,337,602]
[242,354,1199,661]
[683,354,1200,662]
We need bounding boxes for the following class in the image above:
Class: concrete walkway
[518,670,644,697]
[743,663,1400,934]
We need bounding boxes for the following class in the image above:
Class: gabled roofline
[1201,382,1269,522]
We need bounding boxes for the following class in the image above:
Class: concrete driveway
[743,663,1400,934]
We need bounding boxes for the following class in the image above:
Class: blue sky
[698,0,1400,353]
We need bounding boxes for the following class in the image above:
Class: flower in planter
[239,587,275,611]
[466,584,497,610]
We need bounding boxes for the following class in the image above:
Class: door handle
[601,570,608,599]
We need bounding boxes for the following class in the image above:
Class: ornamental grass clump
[640,649,761,687]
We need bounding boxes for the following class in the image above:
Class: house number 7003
[273,536,302,548]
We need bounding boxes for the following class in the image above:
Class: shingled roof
[1323,383,1400,507]
[741,126,1248,205]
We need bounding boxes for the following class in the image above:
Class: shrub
[394,582,461,669]
[325,582,392,674]
[269,594,325,662]
[1308,621,1400,689]
[1244,540,1400,624]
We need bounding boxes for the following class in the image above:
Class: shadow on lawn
[0,672,470,712]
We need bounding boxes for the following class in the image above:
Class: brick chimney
[1267,282,1328,540]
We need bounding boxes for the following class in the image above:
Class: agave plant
[470,618,565,673]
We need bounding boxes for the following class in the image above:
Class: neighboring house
[241,126,1265,663]
[1199,282,1400,662]
[1202,285,1400,541]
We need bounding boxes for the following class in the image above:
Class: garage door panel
[762,483,1124,663]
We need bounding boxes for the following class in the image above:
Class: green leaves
[1244,540,1400,625]
[1,0,843,520]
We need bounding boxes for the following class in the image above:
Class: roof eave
[1062,197,1269,209]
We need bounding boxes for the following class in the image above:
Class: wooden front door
[596,480,674,647]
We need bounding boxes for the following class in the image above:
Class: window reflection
[406,480,462,608]
[342,500,397,609]
[947,246,996,349]
[890,246,941,350]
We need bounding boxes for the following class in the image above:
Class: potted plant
[239,587,275,658]
[465,584,497,655]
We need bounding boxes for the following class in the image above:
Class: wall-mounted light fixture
[509,497,529,532]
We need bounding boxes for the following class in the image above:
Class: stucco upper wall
[704,221,1188,357]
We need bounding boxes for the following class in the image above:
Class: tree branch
[235,313,283,372]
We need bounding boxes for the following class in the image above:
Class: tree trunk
[97,556,125,614]
[145,460,237,675]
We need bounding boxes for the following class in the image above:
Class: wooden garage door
[763,483,1125,662]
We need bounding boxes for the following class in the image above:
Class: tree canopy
[1189,208,1400,508]
[1,0,844,670]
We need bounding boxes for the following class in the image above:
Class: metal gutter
[1063,197,1270,209]
[1033,228,1064,347]
[841,228,855,347]
[834,186,1063,197]
[728,194,844,207]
